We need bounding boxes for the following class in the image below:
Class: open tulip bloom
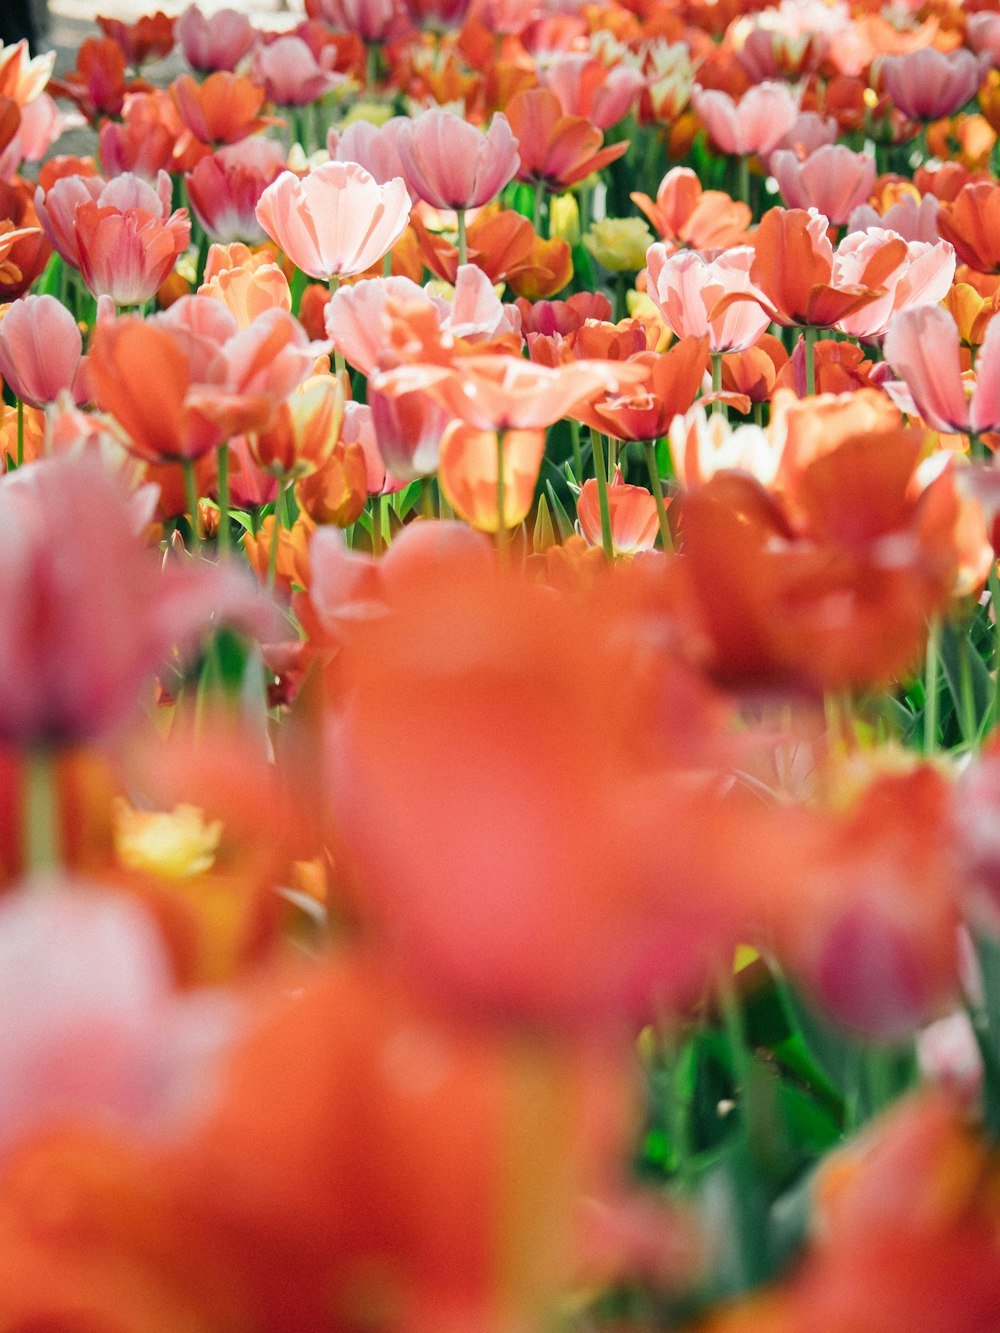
[6,3,1000,1329]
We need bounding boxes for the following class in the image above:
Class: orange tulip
[578,472,660,555]
[295,440,368,527]
[170,72,273,146]
[506,88,629,191]
[438,422,545,532]
[505,233,573,300]
[571,337,709,442]
[631,165,751,253]
[937,180,1000,274]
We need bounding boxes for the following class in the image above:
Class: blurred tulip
[937,181,1000,273]
[250,35,344,107]
[170,72,272,146]
[692,80,800,157]
[541,54,644,131]
[176,4,257,72]
[438,422,545,531]
[507,89,629,191]
[771,144,876,227]
[631,165,750,253]
[880,48,986,122]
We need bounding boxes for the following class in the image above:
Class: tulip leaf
[544,480,576,542]
[938,620,992,744]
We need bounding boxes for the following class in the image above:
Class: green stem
[365,40,379,91]
[216,442,231,556]
[803,326,817,398]
[970,431,990,461]
[957,622,977,747]
[267,480,289,590]
[569,418,583,481]
[329,273,346,380]
[24,748,61,876]
[644,440,672,552]
[532,178,546,236]
[182,458,201,551]
[421,476,434,519]
[710,351,723,413]
[925,615,941,755]
[592,431,614,560]
[456,208,467,268]
[737,154,751,210]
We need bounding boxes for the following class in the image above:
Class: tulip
[645,245,770,353]
[879,47,987,122]
[631,166,751,253]
[98,91,177,180]
[835,231,955,341]
[577,472,660,555]
[883,303,1000,437]
[541,54,644,130]
[771,144,876,226]
[255,162,410,281]
[438,422,546,533]
[185,139,287,245]
[691,80,800,157]
[198,242,291,328]
[396,108,520,212]
[170,72,272,146]
[35,168,174,270]
[74,200,190,306]
[937,181,1000,273]
[0,293,86,408]
[506,89,629,193]
[326,115,412,195]
[0,454,270,744]
[308,0,403,43]
[250,35,344,108]
[176,4,257,72]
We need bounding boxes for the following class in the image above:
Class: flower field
[2,0,1000,1325]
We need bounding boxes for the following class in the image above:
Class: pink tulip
[883,304,1000,435]
[403,0,473,32]
[691,80,800,157]
[847,193,941,244]
[766,110,839,166]
[836,230,955,341]
[308,0,405,43]
[255,161,410,281]
[0,883,237,1156]
[250,35,345,107]
[327,116,413,195]
[186,139,287,245]
[771,144,876,226]
[396,108,519,211]
[879,47,987,121]
[968,13,1000,68]
[0,294,87,407]
[541,54,645,130]
[0,454,271,743]
[176,4,257,72]
[471,0,539,35]
[645,244,770,353]
[370,382,451,481]
[326,264,518,375]
[341,400,405,496]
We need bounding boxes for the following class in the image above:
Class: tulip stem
[495,430,509,563]
[737,154,751,211]
[803,326,817,398]
[710,352,723,413]
[217,442,231,557]
[328,273,347,380]
[924,615,941,755]
[592,432,614,560]
[15,398,23,467]
[533,179,546,236]
[366,41,379,91]
[421,476,434,519]
[268,480,289,590]
[569,418,583,480]
[644,440,672,553]
[970,431,990,461]
[456,208,467,267]
[24,748,60,876]
[183,459,201,551]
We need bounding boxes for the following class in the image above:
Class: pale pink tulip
[186,139,287,245]
[250,35,345,107]
[883,304,1000,435]
[691,80,800,157]
[847,193,941,244]
[255,162,410,280]
[0,294,87,407]
[968,13,1000,68]
[341,400,405,496]
[0,883,237,1156]
[396,108,519,211]
[75,199,190,306]
[327,116,413,195]
[369,383,450,481]
[772,144,876,226]
[645,244,770,353]
[836,230,955,341]
[767,110,839,166]
[176,5,258,72]
[879,47,987,121]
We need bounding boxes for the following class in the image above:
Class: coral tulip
[578,473,660,555]
[170,72,272,146]
[937,181,1000,274]
[631,166,751,252]
[185,139,287,245]
[438,423,545,531]
[506,89,629,191]
[74,198,190,306]
[255,162,410,281]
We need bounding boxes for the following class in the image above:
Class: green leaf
[544,480,576,542]
[533,491,556,552]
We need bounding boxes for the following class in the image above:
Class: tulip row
[1,0,1000,1328]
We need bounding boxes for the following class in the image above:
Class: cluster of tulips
[4,0,1000,1325]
